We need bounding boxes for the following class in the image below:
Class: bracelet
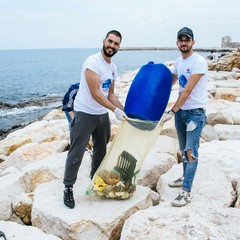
[167,110,175,115]
[171,109,176,114]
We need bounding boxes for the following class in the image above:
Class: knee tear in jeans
[186,149,195,161]
[186,121,197,131]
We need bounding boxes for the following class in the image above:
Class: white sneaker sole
[171,198,191,207]
[168,182,183,188]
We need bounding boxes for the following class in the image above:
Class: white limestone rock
[207,82,217,95]
[117,69,139,83]
[201,125,219,142]
[0,140,68,171]
[0,220,61,240]
[120,205,240,240]
[137,135,178,188]
[213,79,240,88]
[0,171,25,220]
[0,119,69,156]
[208,70,237,80]
[206,99,240,124]
[200,140,240,182]
[31,180,153,240]
[215,88,240,101]
[42,108,65,121]
[235,180,240,208]
[138,152,176,189]
[160,119,178,139]
[214,124,240,140]
[21,151,68,181]
[12,193,33,225]
[153,135,178,157]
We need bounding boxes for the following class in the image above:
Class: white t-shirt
[173,53,208,110]
[74,52,117,114]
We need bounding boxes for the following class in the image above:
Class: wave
[0,95,62,110]
[0,102,61,117]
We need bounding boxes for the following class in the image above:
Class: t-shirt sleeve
[172,58,179,75]
[84,57,100,75]
[192,57,208,75]
[112,63,118,80]
[172,64,177,75]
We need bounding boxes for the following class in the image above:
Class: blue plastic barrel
[124,62,172,121]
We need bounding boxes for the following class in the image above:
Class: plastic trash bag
[87,117,163,199]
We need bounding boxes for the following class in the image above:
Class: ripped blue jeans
[175,108,207,192]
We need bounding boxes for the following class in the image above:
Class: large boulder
[208,49,240,71]
[0,220,61,240]
[31,180,153,240]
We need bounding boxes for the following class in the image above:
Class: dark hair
[105,30,122,42]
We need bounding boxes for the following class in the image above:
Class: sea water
[0,48,210,134]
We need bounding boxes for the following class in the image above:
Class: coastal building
[221,36,240,48]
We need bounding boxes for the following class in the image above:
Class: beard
[179,45,192,54]
[102,45,118,57]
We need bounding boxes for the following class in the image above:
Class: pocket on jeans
[189,109,203,116]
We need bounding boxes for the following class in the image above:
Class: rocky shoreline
[0,96,63,140]
[0,49,239,239]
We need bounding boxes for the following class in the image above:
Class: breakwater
[120,47,235,52]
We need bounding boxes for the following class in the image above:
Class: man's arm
[172,73,178,86]
[108,80,124,110]
[85,68,119,112]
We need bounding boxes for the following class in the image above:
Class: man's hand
[162,110,175,122]
[114,108,127,121]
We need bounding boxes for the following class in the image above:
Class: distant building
[221,36,240,48]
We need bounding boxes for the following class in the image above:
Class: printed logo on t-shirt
[179,74,187,88]
[102,79,112,93]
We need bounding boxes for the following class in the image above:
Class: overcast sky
[0,0,239,50]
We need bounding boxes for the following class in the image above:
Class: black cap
[177,27,194,39]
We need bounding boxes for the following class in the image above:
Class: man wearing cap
[162,27,208,207]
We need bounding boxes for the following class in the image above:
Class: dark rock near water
[0,96,62,110]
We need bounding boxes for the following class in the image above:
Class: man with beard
[163,27,208,207]
[63,30,126,209]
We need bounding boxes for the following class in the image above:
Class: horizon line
[0,46,236,52]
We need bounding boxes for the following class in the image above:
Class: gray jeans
[63,111,110,187]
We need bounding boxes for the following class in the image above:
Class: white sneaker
[171,191,191,207]
[168,177,184,187]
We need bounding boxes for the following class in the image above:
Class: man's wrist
[171,109,176,114]
[167,109,175,115]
